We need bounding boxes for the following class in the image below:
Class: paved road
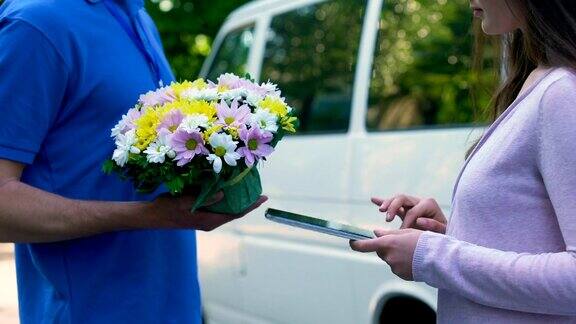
[0,244,18,324]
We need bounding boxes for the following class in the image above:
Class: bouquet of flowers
[103,73,298,214]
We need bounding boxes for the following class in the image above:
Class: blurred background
[146,0,251,80]
[0,0,498,323]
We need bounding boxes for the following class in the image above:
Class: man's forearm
[0,179,149,243]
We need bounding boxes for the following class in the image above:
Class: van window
[366,0,497,131]
[206,25,255,81]
[261,0,367,134]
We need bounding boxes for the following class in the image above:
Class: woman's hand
[372,195,447,234]
[350,228,422,281]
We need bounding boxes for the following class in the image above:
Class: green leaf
[166,176,185,194]
[102,160,116,174]
[244,73,255,82]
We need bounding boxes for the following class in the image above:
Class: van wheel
[379,296,436,324]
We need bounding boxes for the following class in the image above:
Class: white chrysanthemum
[251,108,279,133]
[143,131,175,164]
[179,114,211,133]
[245,91,264,107]
[181,88,219,101]
[110,118,127,139]
[260,81,280,96]
[206,133,241,173]
[112,129,140,167]
[220,88,248,101]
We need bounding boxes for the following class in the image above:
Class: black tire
[379,296,436,324]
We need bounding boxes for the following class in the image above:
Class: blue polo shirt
[0,0,202,323]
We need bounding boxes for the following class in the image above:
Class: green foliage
[102,159,118,174]
[145,0,251,80]
[367,0,498,129]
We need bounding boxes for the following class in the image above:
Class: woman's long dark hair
[469,0,576,157]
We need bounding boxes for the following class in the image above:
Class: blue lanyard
[103,0,162,84]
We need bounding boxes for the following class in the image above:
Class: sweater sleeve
[412,75,576,316]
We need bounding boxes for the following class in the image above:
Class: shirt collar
[86,0,144,14]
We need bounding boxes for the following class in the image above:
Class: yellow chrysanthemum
[158,99,216,120]
[259,96,289,117]
[190,78,208,90]
[226,127,240,140]
[281,116,298,133]
[156,104,174,119]
[203,124,223,142]
[171,79,206,98]
[181,100,217,118]
[134,109,160,150]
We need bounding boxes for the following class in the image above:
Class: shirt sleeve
[411,75,576,316]
[0,18,69,164]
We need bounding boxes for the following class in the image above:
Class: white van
[197,0,491,323]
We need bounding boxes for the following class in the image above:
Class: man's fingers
[235,196,268,218]
[192,196,268,231]
[202,191,225,207]
[415,218,446,234]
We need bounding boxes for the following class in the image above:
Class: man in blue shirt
[0,0,265,323]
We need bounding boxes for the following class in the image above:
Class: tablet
[265,208,375,241]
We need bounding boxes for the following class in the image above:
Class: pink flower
[125,108,141,129]
[171,130,209,166]
[111,107,141,137]
[216,73,243,89]
[138,86,176,108]
[237,127,274,167]
[238,79,268,96]
[216,99,251,128]
[158,109,184,133]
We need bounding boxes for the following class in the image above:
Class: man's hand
[0,158,268,242]
[371,195,447,234]
[0,159,23,186]
[350,228,422,281]
[143,194,268,232]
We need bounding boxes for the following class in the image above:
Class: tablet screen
[265,208,375,240]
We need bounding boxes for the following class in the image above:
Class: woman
[350,0,576,322]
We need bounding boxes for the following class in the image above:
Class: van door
[196,24,257,323]
[348,0,496,322]
[233,1,369,323]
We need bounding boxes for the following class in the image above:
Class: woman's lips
[472,8,484,18]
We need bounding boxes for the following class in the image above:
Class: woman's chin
[481,20,520,36]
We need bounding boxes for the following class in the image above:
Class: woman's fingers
[400,202,428,229]
[374,228,405,237]
[387,195,419,222]
[415,218,447,234]
[371,197,385,206]
[349,236,392,253]
[372,197,393,214]
[400,198,444,229]
[372,195,423,222]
